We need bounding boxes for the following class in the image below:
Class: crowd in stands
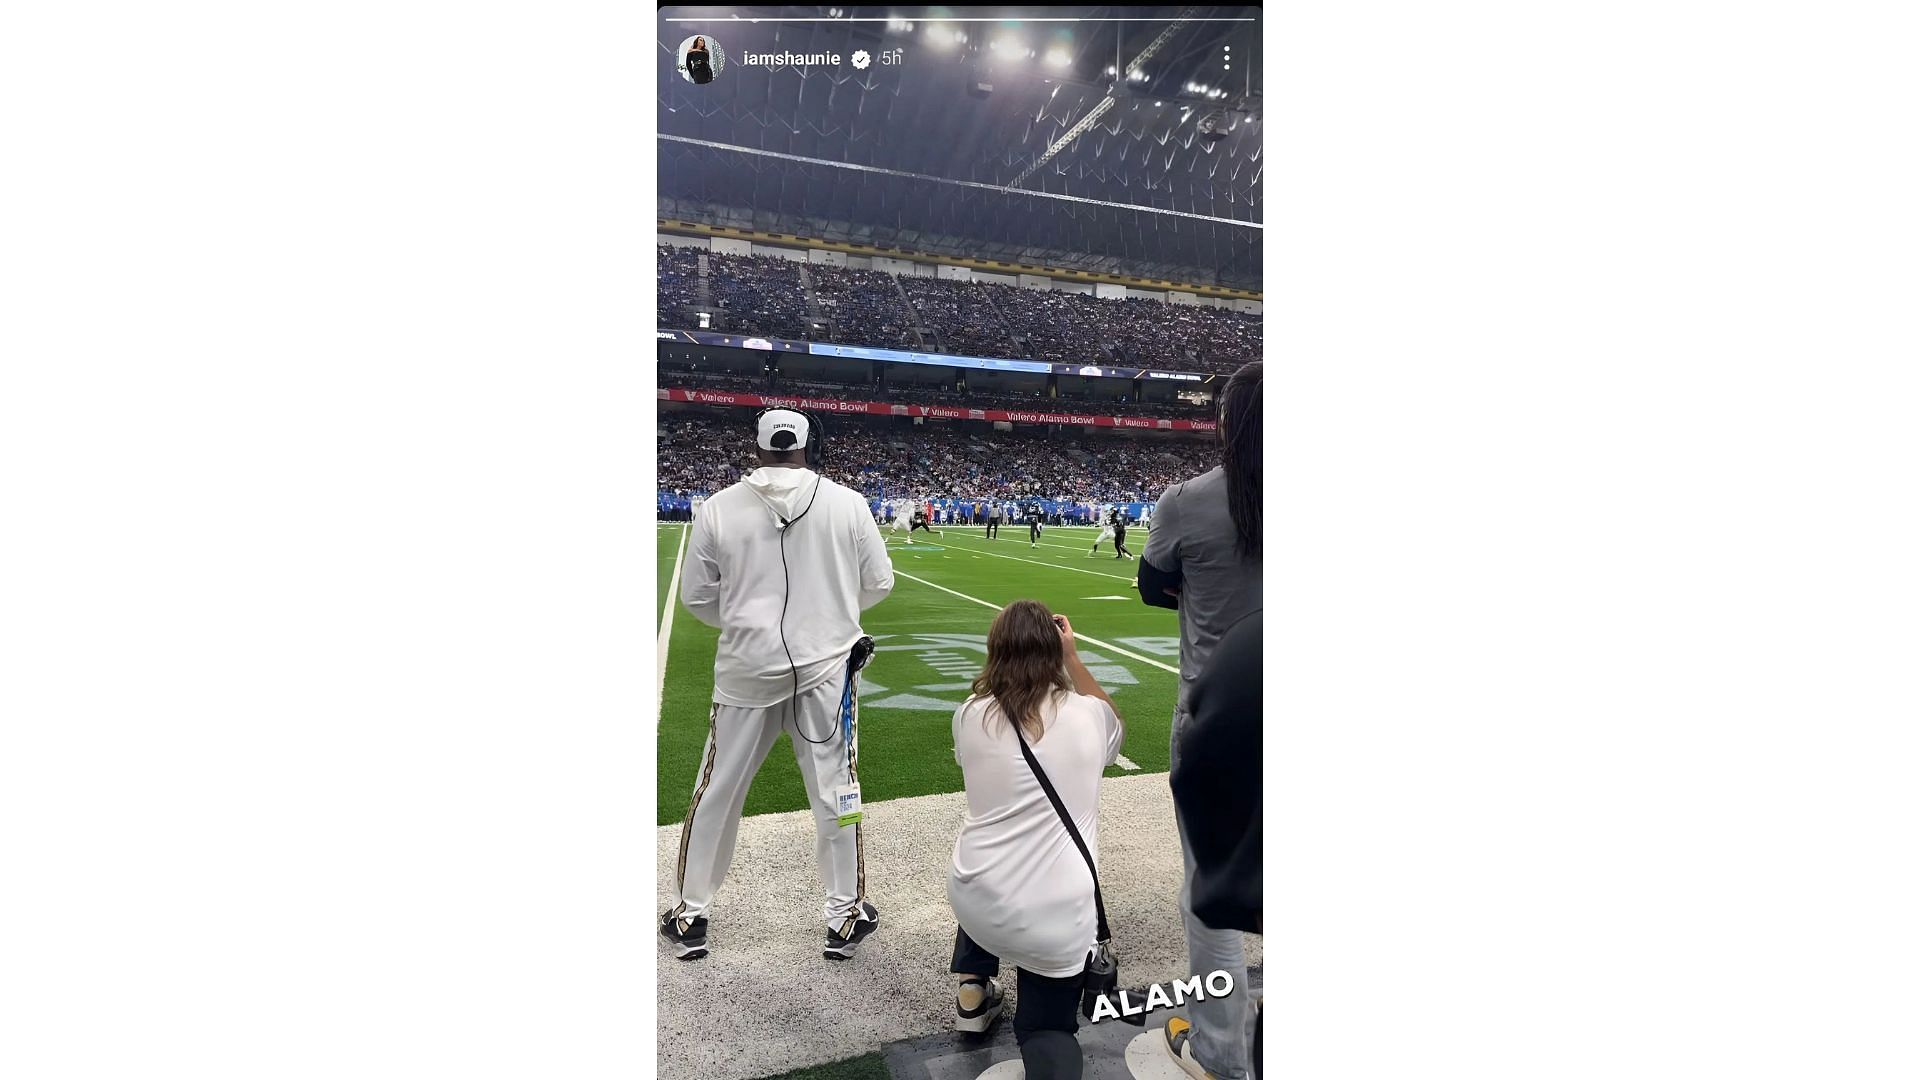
[898,276,1015,358]
[660,367,1209,416]
[809,266,917,348]
[706,252,812,340]
[658,247,1261,376]
[658,245,701,321]
[1094,297,1187,367]
[1161,302,1263,374]
[657,411,1216,506]
[661,369,764,394]
[986,285,1095,365]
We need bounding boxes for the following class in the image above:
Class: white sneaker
[955,977,1005,1033]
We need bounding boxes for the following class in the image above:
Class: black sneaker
[660,911,708,961]
[954,976,1005,1033]
[823,900,879,961]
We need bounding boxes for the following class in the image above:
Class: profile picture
[676,35,725,85]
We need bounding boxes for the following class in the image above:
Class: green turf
[657,523,1178,825]
[744,1052,890,1080]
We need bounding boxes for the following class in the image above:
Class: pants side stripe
[675,704,720,896]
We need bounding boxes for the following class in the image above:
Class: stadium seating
[706,252,813,340]
[658,245,701,323]
[665,369,1209,417]
[897,276,1016,358]
[658,248,1261,377]
[984,284,1095,364]
[658,411,1215,504]
[808,265,918,349]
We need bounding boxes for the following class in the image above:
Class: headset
[751,405,824,474]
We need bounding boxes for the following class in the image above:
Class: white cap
[756,408,809,452]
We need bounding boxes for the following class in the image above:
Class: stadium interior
[657,8,1262,1080]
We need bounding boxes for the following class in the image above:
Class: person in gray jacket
[1137,361,1262,1080]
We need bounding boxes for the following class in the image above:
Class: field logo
[857,633,1173,711]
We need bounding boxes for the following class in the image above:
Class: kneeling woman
[947,600,1126,1080]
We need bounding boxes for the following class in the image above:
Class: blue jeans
[1171,707,1256,1078]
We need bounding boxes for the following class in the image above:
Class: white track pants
[668,673,865,929]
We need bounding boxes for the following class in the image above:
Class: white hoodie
[680,466,895,708]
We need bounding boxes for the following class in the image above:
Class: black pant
[986,521,999,537]
[911,521,934,533]
[951,927,1084,1047]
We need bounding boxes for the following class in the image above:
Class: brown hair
[970,600,1073,742]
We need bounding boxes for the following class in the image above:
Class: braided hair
[1218,361,1262,560]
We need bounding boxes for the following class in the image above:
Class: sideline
[657,522,689,715]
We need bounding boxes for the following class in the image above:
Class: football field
[655,522,1181,825]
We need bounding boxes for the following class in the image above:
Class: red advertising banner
[658,388,1217,432]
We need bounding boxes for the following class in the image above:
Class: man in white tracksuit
[662,409,895,962]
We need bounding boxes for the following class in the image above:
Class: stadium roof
[658,5,1263,290]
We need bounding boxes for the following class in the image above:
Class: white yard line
[1115,754,1141,771]
[891,569,1181,675]
[927,532,1138,582]
[947,531,1112,556]
[657,523,689,714]
[940,525,1144,557]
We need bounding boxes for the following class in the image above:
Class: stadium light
[926,25,952,47]
[1045,48,1069,68]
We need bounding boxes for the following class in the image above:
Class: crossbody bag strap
[1010,717,1111,943]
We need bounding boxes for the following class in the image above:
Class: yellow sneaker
[1162,1017,1214,1080]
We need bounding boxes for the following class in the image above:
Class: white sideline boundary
[891,569,1181,675]
[657,522,689,715]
